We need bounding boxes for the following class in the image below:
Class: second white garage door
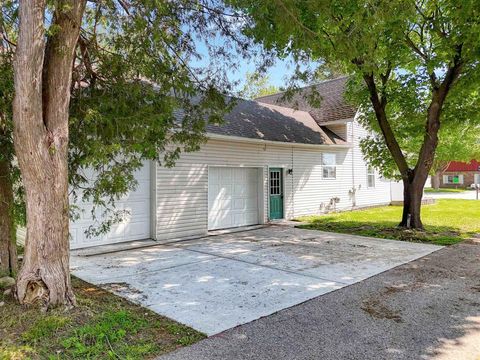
[208,167,260,230]
[70,162,151,249]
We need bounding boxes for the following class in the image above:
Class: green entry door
[269,168,284,219]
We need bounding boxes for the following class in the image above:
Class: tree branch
[362,73,410,177]
[404,34,429,62]
[275,0,319,40]
[413,44,464,180]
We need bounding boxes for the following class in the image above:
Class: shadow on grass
[297,218,467,246]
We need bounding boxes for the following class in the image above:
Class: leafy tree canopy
[1,0,252,232]
[240,72,280,99]
[228,0,480,227]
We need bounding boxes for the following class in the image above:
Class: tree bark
[0,159,17,277]
[360,45,462,229]
[431,162,449,190]
[400,178,424,229]
[13,0,85,307]
[432,171,441,190]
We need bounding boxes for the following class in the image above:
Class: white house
[69,77,402,249]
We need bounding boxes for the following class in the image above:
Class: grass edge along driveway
[0,277,205,360]
[297,199,480,246]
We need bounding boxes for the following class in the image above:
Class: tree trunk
[0,159,17,277]
[361,46,462,231]
[13,0,85,307]
[432,171,441,190]
[399,178,424,229]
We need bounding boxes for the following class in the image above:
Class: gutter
[206,133,353,150]
[318,118,354,126]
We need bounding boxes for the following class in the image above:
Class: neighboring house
[70,77,401,249]
[439,160,480,188]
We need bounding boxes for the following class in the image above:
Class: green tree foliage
[356,83,480,180]
[1,0,251,237]
[240,72,279,99]
[228,0,480,228]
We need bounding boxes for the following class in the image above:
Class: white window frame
[322,153,336,179]
[443,174,464,184]
[367,165,375,188]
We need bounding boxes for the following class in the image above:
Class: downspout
[351,122,356,208]
[291,145,294,219]
[150,159,157,240]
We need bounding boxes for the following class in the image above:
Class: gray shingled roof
[255,76,357,125]
[206,100,346,145]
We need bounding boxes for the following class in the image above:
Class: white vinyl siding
[154,140,292,242]
[291,148,351,217]
[153,117,394,243]
[346,118,393,208]
[475,174,480,185]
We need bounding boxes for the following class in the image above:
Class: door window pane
[270,170,281,195]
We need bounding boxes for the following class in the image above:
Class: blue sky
[192,38,301,93]
[229,57,296,90]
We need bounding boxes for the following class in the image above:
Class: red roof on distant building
[446,160,480,172]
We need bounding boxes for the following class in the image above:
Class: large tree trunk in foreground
[13,0,85,307]
[0,159,17,277]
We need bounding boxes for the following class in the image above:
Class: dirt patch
[100,282,148,300]
[361,299,403,323]
[360,281,429,323]
[471,284,480,292]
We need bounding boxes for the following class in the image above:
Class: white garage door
[208,167,260,230]
[70,162,151,249]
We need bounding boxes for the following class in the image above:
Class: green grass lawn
[297,199,480,246]
[424,187,468,193]
[0,277,205,359]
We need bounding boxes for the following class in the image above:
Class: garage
[208,167,261,230]
[70,162,151,249]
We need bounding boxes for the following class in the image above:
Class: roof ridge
[254,75,350,101]
[255,100,312,114]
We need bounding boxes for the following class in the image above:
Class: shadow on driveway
[159,242,480,360]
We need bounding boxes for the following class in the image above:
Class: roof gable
[255,76,357,125]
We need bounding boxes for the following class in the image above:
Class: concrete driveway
[71,226,441,335]
[428,190,479,200]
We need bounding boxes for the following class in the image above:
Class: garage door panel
[125,221,150,238]
[244,211,259,223]
[70,162,151,249]
[208,167,259,231]
[209,211,233,229]
[245,197,258,210]
[124,200,149,218]
[233,198,245,210]
[121,179,150,201]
